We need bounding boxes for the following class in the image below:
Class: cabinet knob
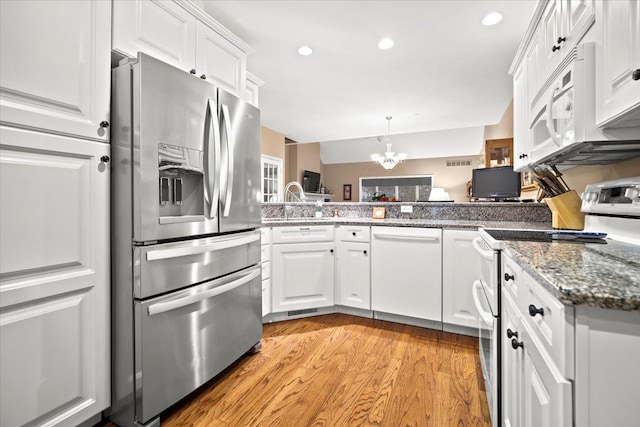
[507,328,518,339]
[504,273,515,282]
[190,69,196,75]
[99,121,109,128]
[330,249,334,253]
[528,304,544,317]
[552,45,561,52]
[511,338,524,350]
[633,69,640,81]
[557,36,566,44]
[363,250,367,255]
[352,232,357,236]
[523,153,528,158]
[100,155,110,163]
[200,74,207,80]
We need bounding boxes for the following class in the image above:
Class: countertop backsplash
[262,202,552,224]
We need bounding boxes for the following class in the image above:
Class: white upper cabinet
[112,0,254,98]
[112,0,197,71]
[513,62,530,171]
[196,21,246,97]
[595,0,640,127]
[245,72,265,108]
[0,0,111,142]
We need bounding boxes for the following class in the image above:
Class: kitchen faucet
[284,181,306,218]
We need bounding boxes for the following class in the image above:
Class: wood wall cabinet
[0,0,111,142]
[595,0,640,127]
[484,138,513,168]
[442,229,480,330]
[0,127,110,427]
[112,0,253,98]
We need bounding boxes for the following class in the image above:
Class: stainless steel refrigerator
[109,53,262,427]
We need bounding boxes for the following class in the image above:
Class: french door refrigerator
[109,53,262,427]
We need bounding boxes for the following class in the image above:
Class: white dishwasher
[371,226,442,322]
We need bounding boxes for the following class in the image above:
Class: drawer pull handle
[507,328,518,339]
[504,273,515,282]
[511,338,524,350]
[529,304,544,317]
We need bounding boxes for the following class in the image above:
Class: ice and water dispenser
[158,143,205,218]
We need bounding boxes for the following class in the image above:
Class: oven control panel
[581,177,640,216]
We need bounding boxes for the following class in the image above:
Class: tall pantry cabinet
[0,1,111,426]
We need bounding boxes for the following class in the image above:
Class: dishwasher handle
[372,232,439,241]
[472,237,495,261]
[147,268,261,316]
[472,280,494,326]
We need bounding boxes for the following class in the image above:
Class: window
[261,155,283,202]
[360,175,433,202]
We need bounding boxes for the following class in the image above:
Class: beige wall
[284,142,324,187]
[260,126,285,160]
[483,99,514,141]
[323,155,479,202]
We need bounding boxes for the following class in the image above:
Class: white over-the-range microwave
[527,43,640,167]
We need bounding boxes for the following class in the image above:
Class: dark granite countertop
[500,240,640,311]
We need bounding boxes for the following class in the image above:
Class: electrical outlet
[401,205,413,213]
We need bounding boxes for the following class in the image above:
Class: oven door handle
[147,268,261,316]
[472,280,494,325]
[472,237,494,261]
[146,233,260,261]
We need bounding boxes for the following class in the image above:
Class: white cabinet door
[371,227,442,322]
[502,294,525,427]
[262,278,271,317]
[595,0,640,127]
[522,327,573,427]
[196,21,247,97]
[562,0,595,45]
[272,242,335,312]
[112,0,197,72]
[442,230,480,329]
[513,62,530,171]
[0,126,110,427]
[0,0,110,142]
[541,0,563,78]
[336,242,370,310]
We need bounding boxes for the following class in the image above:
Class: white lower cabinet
[336,241,370,310]
[261,228,272,317]
[271,226,335,312]
[442,229,480,329]
[371,227,442,322]
[0,126,110,427]
[502,291,572,427]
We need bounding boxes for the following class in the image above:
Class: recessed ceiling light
[298,45,313,56]
[482,12,503,26]
[378,38,394,50]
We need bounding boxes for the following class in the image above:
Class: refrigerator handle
[221,103,234,217]
[204,98,221,219]
[147,268,260,316]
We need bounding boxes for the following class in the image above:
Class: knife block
[545,190,585,230]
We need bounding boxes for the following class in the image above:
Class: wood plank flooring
[109,314,491,426]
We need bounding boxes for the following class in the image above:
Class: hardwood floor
[109,314,491,426]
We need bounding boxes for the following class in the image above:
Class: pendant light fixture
[370,116,407,170]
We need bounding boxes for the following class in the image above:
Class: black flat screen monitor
[302,170,321,193]
[472,166,521,199]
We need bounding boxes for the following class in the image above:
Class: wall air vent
[446,160,472,167]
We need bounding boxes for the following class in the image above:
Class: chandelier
[370,117,407,170]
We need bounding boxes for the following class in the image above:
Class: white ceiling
[202,0,537,158]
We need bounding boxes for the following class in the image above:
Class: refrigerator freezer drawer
[134,230,260,298]
[134,266,262,423]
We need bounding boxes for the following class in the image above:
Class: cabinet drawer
[261,227,271,245]
[261,260,271,280]
[336,225,370,242]
[502,255,525,306]
[519,275,574,378]
[272,225,334,243]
